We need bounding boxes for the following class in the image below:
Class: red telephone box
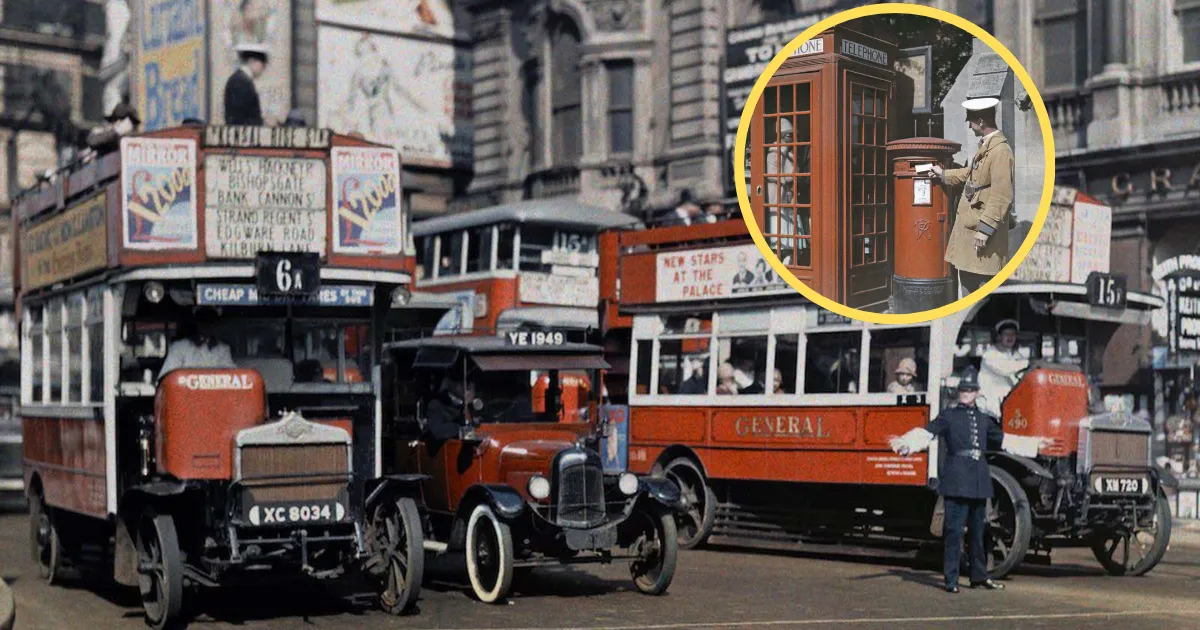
[748,26,899,311]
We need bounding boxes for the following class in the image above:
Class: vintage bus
[413,199,636,338]
[604,188,1174,578]
[17,126,425,627]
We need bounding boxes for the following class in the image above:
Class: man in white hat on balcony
[930,97,1014,298]
[224,43,269,125]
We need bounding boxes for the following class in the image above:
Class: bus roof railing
[413,198,639,237]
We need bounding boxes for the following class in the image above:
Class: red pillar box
[887,137,961,313]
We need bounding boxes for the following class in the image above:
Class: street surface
[2,510,1198,629]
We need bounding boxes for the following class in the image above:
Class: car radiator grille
[239,443,349,503]
[557,462,605,528]
[1088,430,1149,468]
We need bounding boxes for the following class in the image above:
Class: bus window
[717,336,768,394]
[441,231,464,277]
[774,334,799,394]
[868,327,930,393]
[635,339,652,395]
[497,224,516,269]
[519,225,555,271]
[659,338,710,395]
[420,235,436,280]
[87,289,104,403]
[66,296,84,403]
[47,299,63,402]
[466,226,492,273]
[28,307,43,402]
[805,331,860,394]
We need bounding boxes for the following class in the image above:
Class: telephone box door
[751,74,820,285]
[844,74,892,309]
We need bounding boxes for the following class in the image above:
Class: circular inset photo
[734,4,1054,324]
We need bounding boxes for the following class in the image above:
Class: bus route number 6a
[257,252,321,297]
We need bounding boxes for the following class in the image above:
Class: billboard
[209,0,292,125]
[135,0,206,130]
[331,146,403,255]
[315,0,465,39]
[656,244,792,303]
[21,192,108,290]
[120,137,198,250]
[317,25,473,169]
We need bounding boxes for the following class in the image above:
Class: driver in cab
[158,307,235,380]
[424,373,469,444]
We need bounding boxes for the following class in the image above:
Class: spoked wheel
[136,512,184,630]
[628,509,678,595]
[1091,492,1172,577]
[987,466,1031,579]
[30,492,62,584]
[367,497,425,614]
[662,458,715,549]
[465,504,513,604]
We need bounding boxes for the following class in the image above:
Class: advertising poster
[317,25,473,168]
[433,289,476,335]
[136,0,206,130]
[315,0,465,39]
[209,0,292,125]
[204,154,327,258]
[331,146,403,255]
[120,137,198,250]
[518,273,600,308]
[1070,201,1112,283]
[21,193,109,290]
[656,244,791,303]
[600,404,629,474]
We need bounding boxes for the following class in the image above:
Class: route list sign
[205,154,327,258]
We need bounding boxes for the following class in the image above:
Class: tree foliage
[852,14,974,112]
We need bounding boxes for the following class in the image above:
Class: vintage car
[382,333,682,603]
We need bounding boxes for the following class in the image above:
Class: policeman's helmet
[957,365,981,391]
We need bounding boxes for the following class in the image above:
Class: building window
[522,63,543,168]
[759,0,795,22]
[957,0,994,34]
[1181,1,1200,63]
[607,61,634,155]
[1037,0,1087,90]
[550,17,583,166]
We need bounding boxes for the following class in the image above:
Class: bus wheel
[136,513,184,630]
[987,466,1031,579]
[1091,492,1172,577]
[465,504,513,604]
[369,497,425,614]
[663,458,715,548]
[629,508,678,595]
[30,492,62,584]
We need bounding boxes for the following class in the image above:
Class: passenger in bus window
[887,358,924,394]
[716,362,738,395]
[771,369,787,394]
[158,307,235,380]
[680,361,708,394]
[734,357,765,394]
[979,319,1028,418]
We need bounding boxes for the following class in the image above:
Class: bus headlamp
[391,286,412,307]
[528,475,551,500]
[144,281,165,304]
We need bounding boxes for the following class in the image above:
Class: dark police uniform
[926,366,1004,591]
[223,69,264,126]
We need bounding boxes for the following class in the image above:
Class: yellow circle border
[735,3,1056,325]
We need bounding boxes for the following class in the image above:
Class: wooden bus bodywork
[16,127,425,626]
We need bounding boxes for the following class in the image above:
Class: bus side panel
[23,415,107,518]
[628,408,707,443]
[860,407,929,486]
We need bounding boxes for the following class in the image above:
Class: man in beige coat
[931,98,1014,298]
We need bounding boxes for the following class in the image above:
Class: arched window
[549,16,582,165]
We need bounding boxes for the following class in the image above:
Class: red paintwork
[395,422,593,515]
[412,275,519,335]
[625,405,929,486]
[23,416,107,518]
[532,372,591,422]
[1001,366,1089,459]
[154,369,267,480]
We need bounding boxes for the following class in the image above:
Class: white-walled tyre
[465,504,514,604]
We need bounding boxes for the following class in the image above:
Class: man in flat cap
[224,43,269,125]
[931,98,1015,298]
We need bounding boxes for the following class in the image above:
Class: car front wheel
[465,504,514,603]
[629,509,678,595]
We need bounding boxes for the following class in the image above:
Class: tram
[17,126,425,627]
[602,186,1174,577]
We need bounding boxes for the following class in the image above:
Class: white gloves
[889,428,934,457]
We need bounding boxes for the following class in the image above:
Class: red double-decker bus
[601,189,1174,578]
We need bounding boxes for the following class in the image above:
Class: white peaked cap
[235,43,269,57]
[963,97,1000,111]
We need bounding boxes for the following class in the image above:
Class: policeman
[924,366,1005,593]
[931,98,1015,298]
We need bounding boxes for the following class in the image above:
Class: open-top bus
[17,126,426,627]
[602,188,1174,578]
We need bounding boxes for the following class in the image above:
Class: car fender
[638,476,683,510]
[987,451,1053,481]
[113,481,189,587]
[1152,465,1179,490]
[365,474,429,509]
[459,484,525,521]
